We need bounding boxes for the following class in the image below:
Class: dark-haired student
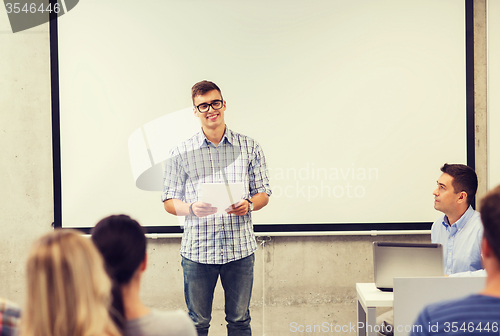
[431,163,484,276]
[410,185,500,335]
[91,215,196,336]
[378,164,485,336]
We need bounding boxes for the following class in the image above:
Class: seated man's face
[433,173,460,214]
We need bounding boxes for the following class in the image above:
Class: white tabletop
[356,283,394,309]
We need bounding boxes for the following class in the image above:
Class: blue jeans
[182,254,254,336]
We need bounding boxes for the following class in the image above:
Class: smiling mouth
[207,114,219,121]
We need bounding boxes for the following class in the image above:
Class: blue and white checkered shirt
[0,297,21,336]
[162,127,271,264]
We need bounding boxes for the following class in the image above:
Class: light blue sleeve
[449,269,487,277]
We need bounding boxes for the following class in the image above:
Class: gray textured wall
[0,22,53,301]
[140,235,429,335]
[0,1,488,335]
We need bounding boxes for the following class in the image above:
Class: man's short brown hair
[440,163,478,206]
[191,80,222,104]
[480,185,500,261]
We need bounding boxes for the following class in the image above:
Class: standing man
[162,80,271,336]
[410,185,500,336]
[432,163,483,275]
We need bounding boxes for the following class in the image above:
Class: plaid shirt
[162,127,271,264]
[0,298,21,336]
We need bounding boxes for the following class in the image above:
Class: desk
[356,283,393,336]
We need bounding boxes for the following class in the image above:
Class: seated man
[410,184,500,335]
[378,163,483,336]
[431,163,483,276]
[0,297,21,336]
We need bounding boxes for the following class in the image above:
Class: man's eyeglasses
[195,100,224,113]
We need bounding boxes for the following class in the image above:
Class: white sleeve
[449,269,487,277]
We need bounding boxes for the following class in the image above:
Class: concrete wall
[141,235,429,336]
[0,2,487,336]
[0,19,53,301]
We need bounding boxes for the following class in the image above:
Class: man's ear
[482,237,492,259]
[457,191,468,204]
[193,107,198,117]
[140,252,148,272]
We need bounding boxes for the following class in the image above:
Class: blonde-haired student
[20,229,121,336]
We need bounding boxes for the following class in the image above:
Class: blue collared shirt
[431,205,483,275]
[162,127,272,264]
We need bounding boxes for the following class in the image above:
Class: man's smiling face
[193,89,226,132]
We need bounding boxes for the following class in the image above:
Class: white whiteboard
[56,0,467,230]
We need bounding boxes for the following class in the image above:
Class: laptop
[373,242,444,291]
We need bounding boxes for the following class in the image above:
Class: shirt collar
[442,205,475,230]
[196,125,233,148]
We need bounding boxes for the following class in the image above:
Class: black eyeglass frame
[195,99,224,113]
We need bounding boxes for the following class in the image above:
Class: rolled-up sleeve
[162,148,187,202]
[248,142,272,197]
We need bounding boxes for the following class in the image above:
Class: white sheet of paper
[201,183,245,215]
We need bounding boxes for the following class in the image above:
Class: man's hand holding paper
[191,202,218,217]
[226,199,249,216]
[201,183,245,215]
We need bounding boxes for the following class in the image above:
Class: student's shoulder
[413,295,500,336]
[470,209,483,226]
[126,310,196,336]
[0,297,21,317]
[463,209,484,238]
[413,295,472,328]
[227,128,260,149]
[228,128,254,141]
[181,132,203,146]
[425,294,500,317]
[151,309,190,319]
[170,132,203,154]
[431,214,446,232]
[150,310,196,335]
